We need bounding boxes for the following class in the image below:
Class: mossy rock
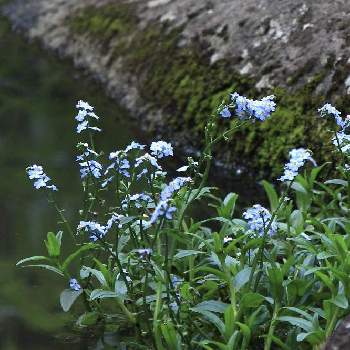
[68,3,346,179]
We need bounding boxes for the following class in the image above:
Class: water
[0,17,147,350]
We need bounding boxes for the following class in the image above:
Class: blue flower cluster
[69,278,81,291]
[135,248,152,259]
[150,141,174,158]
[278,148,315,182]
[160,177,192,201]
[334,132,350,154]
[78,214,126,241]
[318,103,349,130]
[79,160,103,179]
[150,201,176,224]
[26,165,58,191]
[122,193,152,209]
[75,100,101,134]
[78,221,107,241]
[219,93,276,121]
[243,204,277,236]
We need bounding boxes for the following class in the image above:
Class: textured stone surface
[5,0,350,93]
[2,0,350,178]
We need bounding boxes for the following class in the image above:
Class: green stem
[264,302,280,350]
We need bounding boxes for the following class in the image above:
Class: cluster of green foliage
[18,93,350,350]
[67,3,349,178]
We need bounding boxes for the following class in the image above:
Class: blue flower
[78,221,106,241]
[106,213,126,230]
[76,143,98,161]
[230,93,276,121]
[219,106,232,118]
[122,193,152,209]
[160,177,192,201]
[69,278,81,291]
[318,103,348,130]
[104,152,130,181]
[150,141,173,158]
[150,200,176,224]
[278,148,315,182]
[333,132,350,153]
[26,165,58,191]
[125,141,145,153]
[135,248,152,259]
[243,204,277,236]
[79,160,103,179]
[75,100,101,134]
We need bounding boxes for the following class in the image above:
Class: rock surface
[4,0,350,94]
[2,0,350,176]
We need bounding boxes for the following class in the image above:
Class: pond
[0,17,148,349]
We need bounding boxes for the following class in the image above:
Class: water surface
[0,17,146,350]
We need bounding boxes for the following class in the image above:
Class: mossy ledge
[68,3,346,179]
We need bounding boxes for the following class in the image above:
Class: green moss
[68,3,348,179]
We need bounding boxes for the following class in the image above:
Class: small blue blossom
[122,193,152,209]
[79,160,103,179]
[219,106,232,118]
[76,143,98,161]
[333,132,350,153]
[150,201,176,224]
[69,278,81,291]
[230,93,276,121]
[160,177,192,201]
[75,100,101,134]
[106,213,126,230]
[105,152,130,180]
[78,221,106,241]
[150,141,174,158]
[135,248,152,259]
[318,103,348,130]
[125,141,145,153]
[26,165,58,191]
[243,204,277,236]
[278,148,315,182]
[76,100,94,111]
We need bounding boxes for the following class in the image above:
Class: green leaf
[191,308,225,336]
[291,182,308,194]
[233,267,252,291]
[22,264,64,276]
[60,288,82,312]
[330,294,348,309]
[235,322,251,341]
[191,300,229,314]
[240,293,265,309]
[173,250,204,260]
[76,311,99,327]
[115,280,128,299]
[16,256,50,266]
[261,180,279,212]
[45,231,61,258]
[160,322,181,350]
[80,266,107,286]
[325,179,348,186]
[62,243,98,271]
[278,316,313,332]
[90,289,117,301]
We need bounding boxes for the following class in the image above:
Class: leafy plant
[17,96,350,349]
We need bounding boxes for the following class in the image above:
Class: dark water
[0,17,147,350]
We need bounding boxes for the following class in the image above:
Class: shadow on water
[0,11,266,350]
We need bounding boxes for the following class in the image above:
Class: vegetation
[18,93,350,349]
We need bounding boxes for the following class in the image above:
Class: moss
[68,3,348,179]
